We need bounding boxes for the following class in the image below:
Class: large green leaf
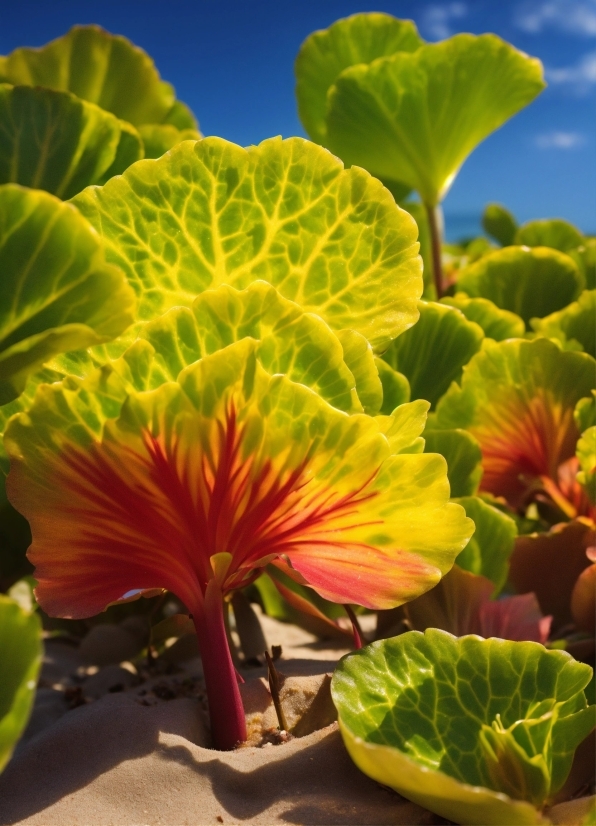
[0,84,143,199]
[482,203,518,247]
[456,247,583,326]
[4,340,473,618]
[435,338,596,511]
[515,219,584,253]
[423,429,482,497]
[325,35,545,206]
[333,329,383,415]
[295,12,422,146]
[0,184,135,403]
[381,301,484,408]
[454,495,517,592]
[375,357,410,415]
[0,595,42,774]
[0,25,174,127]
[441,294,525,341]
[71,136,422,351]
[332,630,595,825]
[531,290,596,358]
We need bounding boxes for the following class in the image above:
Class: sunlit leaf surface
[71,136,422,351]
[441,294,525,341]
[532,290,596,358]
[325,35,544,205]
[332,630,595,825]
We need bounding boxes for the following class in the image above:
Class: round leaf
[138,125,201,160]
[0,184,135,403]
[515,219,584,253]
[332,630,595,825]
[71,136,423,351]
[325,34,545,205]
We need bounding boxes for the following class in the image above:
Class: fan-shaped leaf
[435,339,596,511]
[295,12,422,146]
[138,125,201,159]
[456,247,582,326]
[423,429,482,497]
[71,136,422,351]
[325,35,545,205]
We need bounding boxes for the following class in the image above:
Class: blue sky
[1,0,595,239]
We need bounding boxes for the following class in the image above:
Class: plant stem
[193,579,247,750]
[425,202,445,299]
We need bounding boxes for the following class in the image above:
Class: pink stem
[192,580,247,750]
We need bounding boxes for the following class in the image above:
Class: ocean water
[443,212,484,244]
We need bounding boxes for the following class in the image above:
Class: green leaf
[0,25,175,126]
[381,301,484,408]
[71,136,422,351]
[482,203,518,247]
[531,290,596,358]
[332,630,595,825]
[570,239,596,290]
[295,12,422,145]
[435,338,596,510]
[138,124,201,160]
[576,426,596,503]
[454,495,517,592]
[375,357,410,415]
[137,281,362,412]
[456,247,583,326]
[325,34,545,206]
[95,119,144,186]
[0,84,143,199]
[441,294,525,341]
[575,393,596,435]
[515,219,584,253]
[0,595,42,774]
[0,184,135,403]
[161,99,198,130]
[423,429,483,497]
[333,329,382,415]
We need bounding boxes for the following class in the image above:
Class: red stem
[193,580,247,750]
[425,202,445,299]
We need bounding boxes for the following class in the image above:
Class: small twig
[265,650,288,732]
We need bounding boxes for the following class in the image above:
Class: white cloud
[515,0,596,37]
[535,131,587,148]
[421,2,467,40]
[546,50,596,93]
